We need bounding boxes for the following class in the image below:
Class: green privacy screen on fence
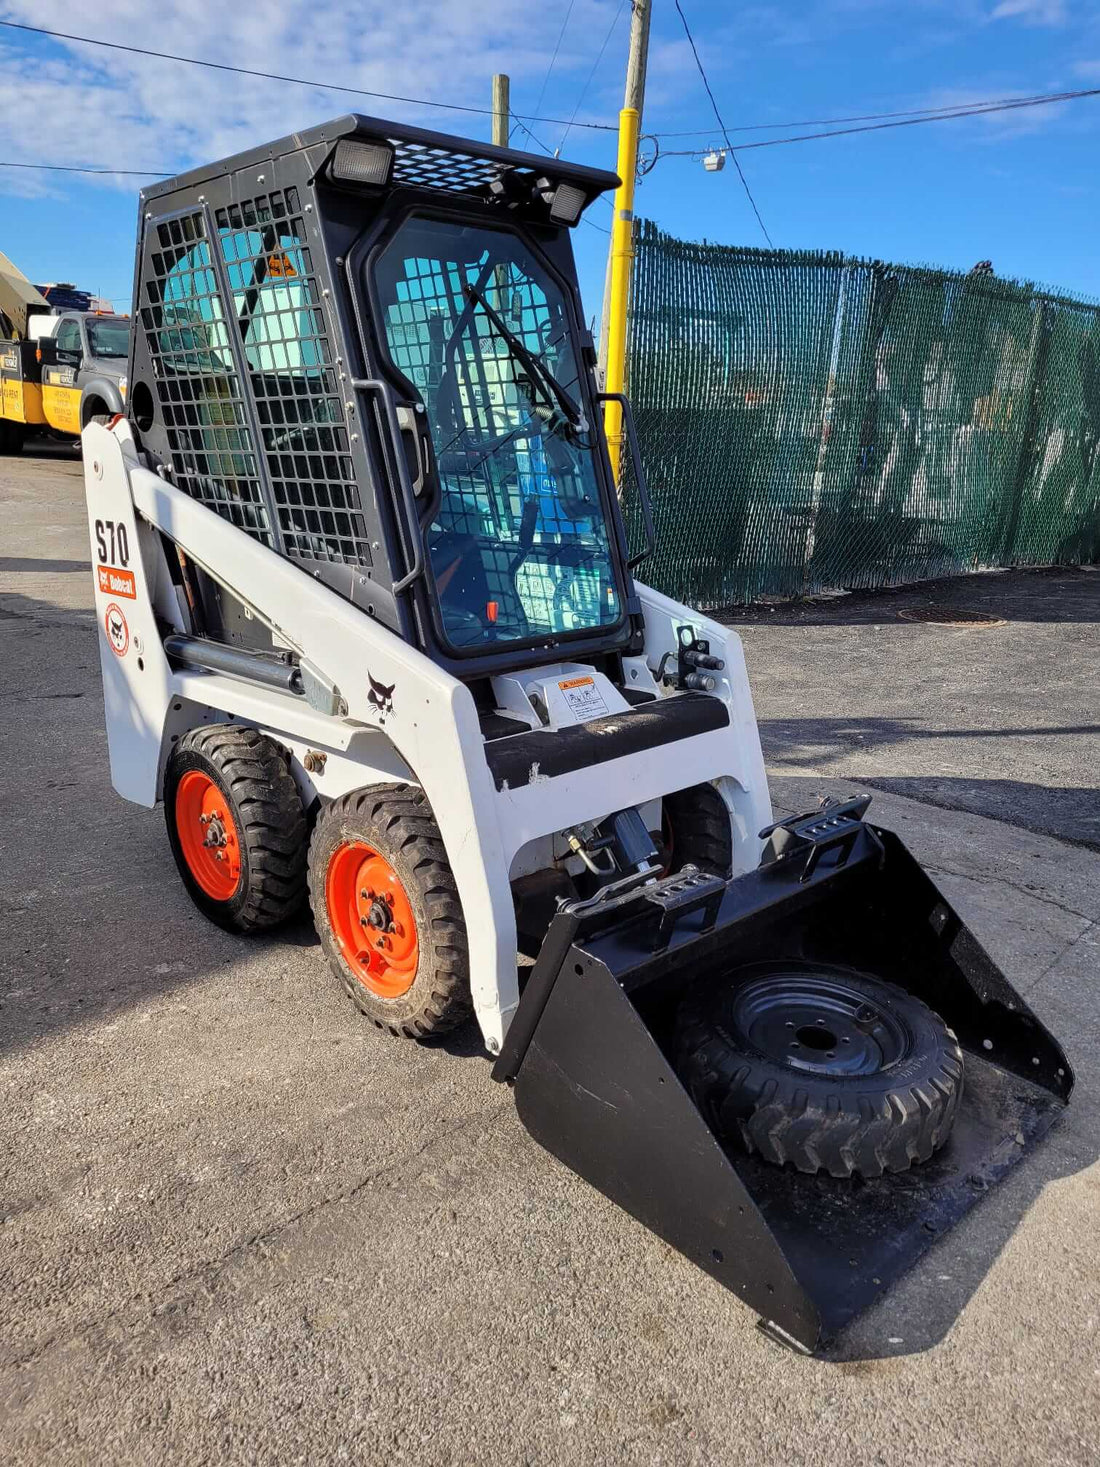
[625,221,1100,607]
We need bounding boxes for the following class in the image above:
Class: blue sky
[2,0,1098,319]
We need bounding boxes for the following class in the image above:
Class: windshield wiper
[462,283,587,440]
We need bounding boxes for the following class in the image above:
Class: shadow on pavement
[716,564,1100,626]
[0,557,89,574]
[759,716,1100,850]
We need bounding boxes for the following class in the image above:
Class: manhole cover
[897,606,1006,628]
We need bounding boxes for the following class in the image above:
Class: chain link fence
[625,221,1100,606]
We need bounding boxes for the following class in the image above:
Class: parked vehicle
[82,114,1072,1353]
[0,251,129,451]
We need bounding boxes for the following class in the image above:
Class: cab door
[40,316,84,434]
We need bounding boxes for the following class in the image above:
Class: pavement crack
[919,861,1096,922]
[1020,918,1097,996]
[2,1099,513,1374]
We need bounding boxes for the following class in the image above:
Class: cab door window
[54,319,83,358]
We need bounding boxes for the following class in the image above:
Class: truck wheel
[662,782,733,876]
[310,784,472,1040]
[164,724,308,932]
[674,963,964,1178]
[0,420,24,455]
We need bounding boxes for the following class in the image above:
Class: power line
[8,81,1097,188]
[649,89,1093,138]
[673,0,774,247]
[533,0,576,120]
[0,18,619,132]
[557,0,628,154]
[0,160,162,176]
[659,85,1100,158]
[3,16,1092,154]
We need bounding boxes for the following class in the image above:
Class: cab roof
[140,113,620,220]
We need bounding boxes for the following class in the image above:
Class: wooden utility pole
[492,75,511,311]
[600,0,651,479]
[492,73,510,149]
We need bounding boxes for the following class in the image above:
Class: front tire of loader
[674,963,964,1178]
[309,784,472,1040]
[164,724,309,933]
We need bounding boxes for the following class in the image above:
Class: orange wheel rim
[175,770,243,902]
[325,842,419,999]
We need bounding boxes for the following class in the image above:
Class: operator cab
[127,115,645,683]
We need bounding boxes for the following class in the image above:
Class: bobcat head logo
[104,603,129,658]
[367,672,395,718]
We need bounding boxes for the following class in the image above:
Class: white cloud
[0,0,625,195]
[990,0,1068,24]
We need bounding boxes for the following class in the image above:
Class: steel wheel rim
[730,972,910,1076]
[325,841,419,999]
[175,770,243,901]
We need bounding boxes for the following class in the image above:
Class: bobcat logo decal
[104,602,129,658]
[367,672,395,718]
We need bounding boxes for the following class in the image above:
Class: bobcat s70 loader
[84,115,1071,1353]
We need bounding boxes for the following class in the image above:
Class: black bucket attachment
[493,799,1073,1354]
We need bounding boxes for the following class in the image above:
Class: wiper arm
[462,283,587,438]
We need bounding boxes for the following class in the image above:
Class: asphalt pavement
[2,444,1098,1466]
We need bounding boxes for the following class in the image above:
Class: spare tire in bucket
[673,963,964,1179]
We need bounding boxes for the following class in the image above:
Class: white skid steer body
[84,420,770,1054]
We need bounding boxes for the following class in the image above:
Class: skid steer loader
[84,114,1071,1353]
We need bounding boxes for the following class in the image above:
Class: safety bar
[351,377,426,594]
[598,390,657,569]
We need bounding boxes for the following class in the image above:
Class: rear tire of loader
[674,963,964,1178]
[309,784,472,1040]
[164,724,309,933]
[661,782,733,876]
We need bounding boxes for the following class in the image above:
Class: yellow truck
[1,251,129,453]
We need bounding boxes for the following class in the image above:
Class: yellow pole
[603,105,640,485]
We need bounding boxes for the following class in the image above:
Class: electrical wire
[533,0,576,120]
[3,18,1093,149]
[657,85,1100,158]
[7,79,1097,187]
[557,0,627,155]
[673,0,774,247]
[0,160,162,175]
[0,17,619,132]
[648,89,1096,138]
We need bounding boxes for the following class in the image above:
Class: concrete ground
[2,444,1098,1466]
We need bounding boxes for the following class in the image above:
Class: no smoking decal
[104,602,129,658]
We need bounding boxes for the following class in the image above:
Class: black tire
[82,400,111,430]
[674,962,964,1179]
[309,784,472,1039]
[662,781,733,876]
[164,724,309,932]
[0,420,24,455]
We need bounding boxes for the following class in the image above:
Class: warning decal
[104,602,129,658]
[97,564,136,599]
[557,675,609,720]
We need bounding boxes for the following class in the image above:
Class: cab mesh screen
[141,192,370,566]
[627,220,1100,607]
[140,211,271,543]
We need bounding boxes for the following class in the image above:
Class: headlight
[118,376,128,399]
